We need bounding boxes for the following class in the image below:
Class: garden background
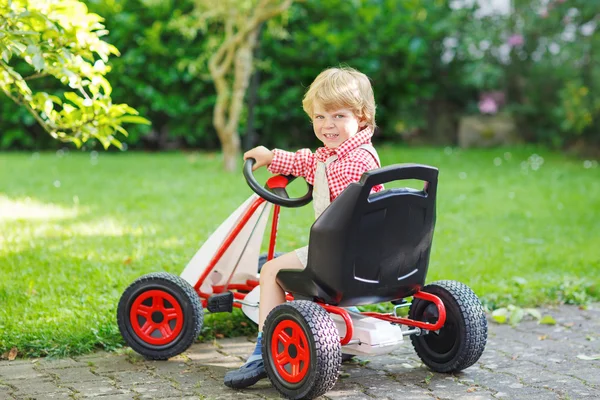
[1,0,599,358]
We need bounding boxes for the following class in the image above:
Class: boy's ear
[358,114,367,127]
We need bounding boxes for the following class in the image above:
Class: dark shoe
[223,359,267,389]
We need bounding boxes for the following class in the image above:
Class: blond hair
[302,67,376,128]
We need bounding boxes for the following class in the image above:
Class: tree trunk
[214,32,258,172]
[205,0,295,171]
[220,127,241,172]
[244,24,264,151]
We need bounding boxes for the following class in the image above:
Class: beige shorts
[294,245,309,268]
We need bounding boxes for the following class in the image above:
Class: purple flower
[507,34,524,47]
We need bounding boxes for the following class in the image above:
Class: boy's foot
[223,359,267,389]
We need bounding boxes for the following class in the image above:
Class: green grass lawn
[1,146,599,358]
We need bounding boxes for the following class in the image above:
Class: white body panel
[180,195,271,292]
[332,311,404,356]
[240,287,404,356]
[241,285,261,323]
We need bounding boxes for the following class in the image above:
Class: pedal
[207,292,234,313]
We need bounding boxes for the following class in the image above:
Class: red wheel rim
[271,319,310,384]
[130,290,184,345]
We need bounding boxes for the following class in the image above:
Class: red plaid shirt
[268,127,384,201]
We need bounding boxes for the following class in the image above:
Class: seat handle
[359,163,438,190]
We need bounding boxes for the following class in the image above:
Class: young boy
[224,66,383,389]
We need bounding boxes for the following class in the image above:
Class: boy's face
[312,103,363,149]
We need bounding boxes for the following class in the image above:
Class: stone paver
[0,303,599,399]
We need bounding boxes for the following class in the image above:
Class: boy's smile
[312,103,363,148]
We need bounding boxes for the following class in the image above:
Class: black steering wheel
[243,158,313,208]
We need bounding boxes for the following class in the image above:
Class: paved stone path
[1,304,599,400]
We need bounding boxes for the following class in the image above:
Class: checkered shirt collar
[315,126,374,162]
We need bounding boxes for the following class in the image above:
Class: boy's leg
[224,251,304,389]
[258,251,304,330]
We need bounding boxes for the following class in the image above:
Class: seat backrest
[304,164,438,306]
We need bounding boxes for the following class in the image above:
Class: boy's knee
[259,260,277,283]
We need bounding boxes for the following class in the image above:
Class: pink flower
[478,91,505,115]
[507,34,524,47]
[478,98,498,114]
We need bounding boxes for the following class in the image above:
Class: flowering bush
[453,0,599,146]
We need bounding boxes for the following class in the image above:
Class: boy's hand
[243,146,274,171]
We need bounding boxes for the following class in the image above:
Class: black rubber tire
[258,252,285,273]
[117,272,203,360]
[409,280,487,373]
[263,301,341,400]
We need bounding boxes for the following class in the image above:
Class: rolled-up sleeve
[268,148,315,178]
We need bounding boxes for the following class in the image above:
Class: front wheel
[263,301,341,400]
[117,272,203,360]
[409,280,487,373]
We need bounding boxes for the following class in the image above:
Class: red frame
[192,178,447,343]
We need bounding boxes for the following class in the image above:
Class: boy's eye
[314,115,324,119]
[335,114,345,118]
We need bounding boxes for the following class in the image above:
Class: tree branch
[24,72,50,81]
[2,85,57,137]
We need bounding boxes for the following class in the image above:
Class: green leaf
[491,308,508,324]
[48,95,63,105]
[524,308,542,320]
[2,49,11,63]
[110,137,123,149]
[63,104,76,114]
[119,116,151,125]
[513,277,528,286]
[70,137,82,147]
[98,135,111,150]
[539,315,556,325]
[576,354,600,361]
[113,125,129,137]
[10,40,27,54]
[32,53,45,71]
[43,99,54,116]
[64,92,85,107]
[10,30,39,36]
[509,307,525,326]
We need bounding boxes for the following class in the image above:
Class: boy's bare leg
[258,251,304,331]
[224,250,304,389]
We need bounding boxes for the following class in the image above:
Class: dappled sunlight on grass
[68,218,149,238]
[0,195,82,221]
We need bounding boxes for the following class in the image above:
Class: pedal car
[117,159,488,400]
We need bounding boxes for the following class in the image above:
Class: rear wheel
[117,272,203,360]
[263,301,341,399]
[409,280,487,372]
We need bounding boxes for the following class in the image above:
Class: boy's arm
[267,148,315,178]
